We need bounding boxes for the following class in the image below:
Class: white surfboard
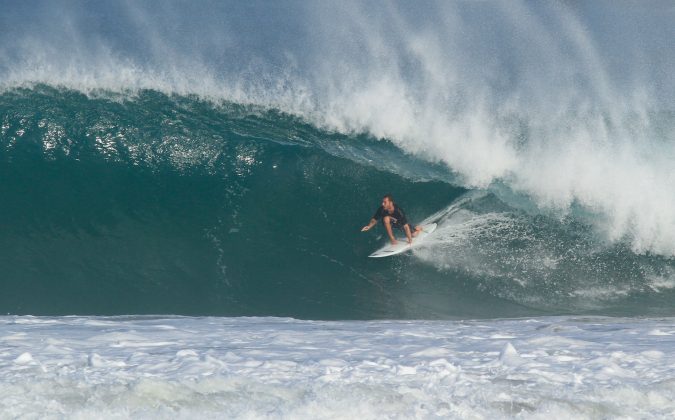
[368,223,437,258]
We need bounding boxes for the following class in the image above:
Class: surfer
[361,194,422,245]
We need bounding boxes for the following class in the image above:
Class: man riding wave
[361,194,422,245]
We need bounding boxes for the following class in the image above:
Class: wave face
[0,87,465,318]
[2,88,674,318]
[1,1,675,318]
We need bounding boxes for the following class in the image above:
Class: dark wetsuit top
[373,205,409,230]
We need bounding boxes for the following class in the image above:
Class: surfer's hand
[391,239,398,245]
[407,238,412,245]
[361,225,371,232]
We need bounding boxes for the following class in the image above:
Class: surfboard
[368,223,437,258]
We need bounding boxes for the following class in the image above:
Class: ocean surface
[1,0,674,418]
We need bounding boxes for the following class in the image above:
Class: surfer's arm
[361,218,377,232]
[382,216,398,244]
[403,224,413,244]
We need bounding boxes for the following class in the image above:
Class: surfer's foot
[412,226,422,237]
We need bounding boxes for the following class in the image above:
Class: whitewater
[2,1,675,418]
[3,316,675,418]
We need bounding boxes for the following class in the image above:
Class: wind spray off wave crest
[300,2,675,256]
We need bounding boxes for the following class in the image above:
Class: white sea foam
[1,315,675,419]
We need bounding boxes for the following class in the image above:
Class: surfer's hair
[383,194,394,203]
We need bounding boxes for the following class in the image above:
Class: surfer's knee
[383,215,391,225]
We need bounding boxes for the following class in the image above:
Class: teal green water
[1,87,674,319]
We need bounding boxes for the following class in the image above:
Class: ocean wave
[2,1,674,256]
[1,88,674,318]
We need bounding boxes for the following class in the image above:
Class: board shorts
[381,217,412,231]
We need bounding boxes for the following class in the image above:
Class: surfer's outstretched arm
[361,218,377,232]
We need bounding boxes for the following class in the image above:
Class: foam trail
[413,193,675,312]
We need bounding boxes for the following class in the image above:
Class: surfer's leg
[412,225,423,237]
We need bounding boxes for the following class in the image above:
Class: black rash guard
[373,205,409,229]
